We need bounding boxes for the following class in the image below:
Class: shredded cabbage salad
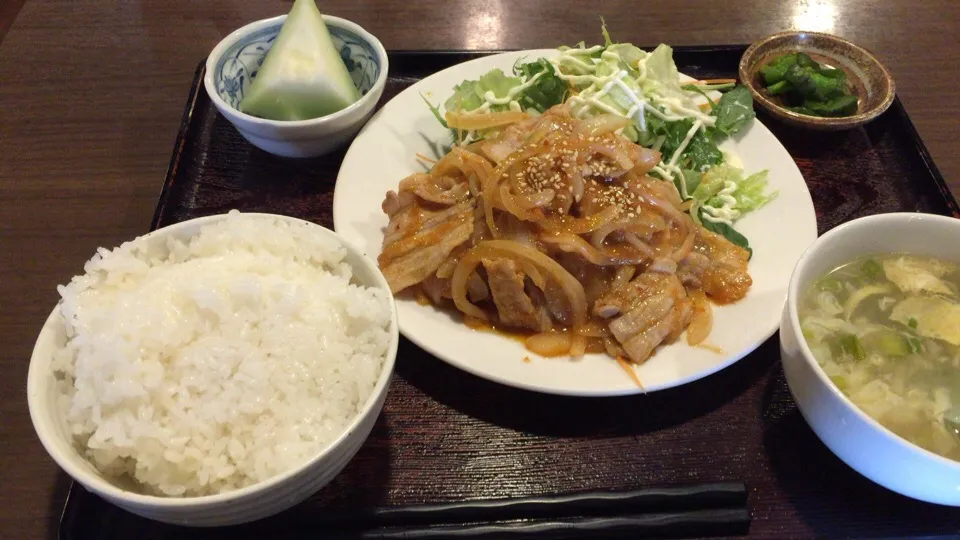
[422,26,778,254]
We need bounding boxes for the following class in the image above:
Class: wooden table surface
[1,1,957,538]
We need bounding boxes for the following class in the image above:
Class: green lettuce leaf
[606,43,648,70]
[443,68,522,114]
[733,169,777,212]
[712,85,756,136]
[691,163,778,221]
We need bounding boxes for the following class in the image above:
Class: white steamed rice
[51,211,392,497]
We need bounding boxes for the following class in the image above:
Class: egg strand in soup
[799,253,960,462]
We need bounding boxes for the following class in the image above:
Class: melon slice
[240,0,361,120]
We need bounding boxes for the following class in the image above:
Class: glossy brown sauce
[464,316,605,357]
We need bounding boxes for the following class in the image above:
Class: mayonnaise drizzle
[700,180,740,225]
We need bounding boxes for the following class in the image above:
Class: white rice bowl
[50,211,392,497]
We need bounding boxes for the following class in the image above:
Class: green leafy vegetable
[513,59,567,113]
[600,16,614,47]
[420,94,448,129]
[634,110,665,148]
[712,85,756,136]
[443,80,484,113]
[686,164,778,255]
[443,69,522,114]
[680,168,701,194]
[641,44,688,104]
[651,118,723,174]
[699,214,753,258]
[658,119,694,161]
[684,130,724,171]
[691,164,778,216]
[680,83,719,110]
[732,170,778,212]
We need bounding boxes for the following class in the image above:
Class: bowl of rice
[27,211,399,526]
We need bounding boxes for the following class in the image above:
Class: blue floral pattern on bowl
[213,19,380,110]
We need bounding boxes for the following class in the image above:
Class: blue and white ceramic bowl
[204,15,388,158]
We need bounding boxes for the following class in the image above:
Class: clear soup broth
[799,253,960,461]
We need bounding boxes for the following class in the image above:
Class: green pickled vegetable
[759,53,797,85]
[805,95,859,117]
[239,0,361,121]
[788,105,818,116]
[795,52,818,69]
[757,51,859,118]
[766,80,792,96]
[784,63,846,101]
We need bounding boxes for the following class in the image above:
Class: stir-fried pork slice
[399,173,471,205]
[621,300,692,362]
[607,293,673,343]
[380,223,471,294]
[593,272,691,363]
[379,199,474,294]
[679,228,752,304]
[677,252,709,288]
[593,270,682,320]
[481,258,552,332]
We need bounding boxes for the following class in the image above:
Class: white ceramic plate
[333,49,818,396]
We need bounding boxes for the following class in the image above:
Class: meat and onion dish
[377,105,752,366]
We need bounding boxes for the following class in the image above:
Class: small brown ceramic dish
[739,31,895,131]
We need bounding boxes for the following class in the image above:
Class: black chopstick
[319,508,751,539]
[308,481,748,528]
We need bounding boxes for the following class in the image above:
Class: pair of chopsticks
[312,482,750,539]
